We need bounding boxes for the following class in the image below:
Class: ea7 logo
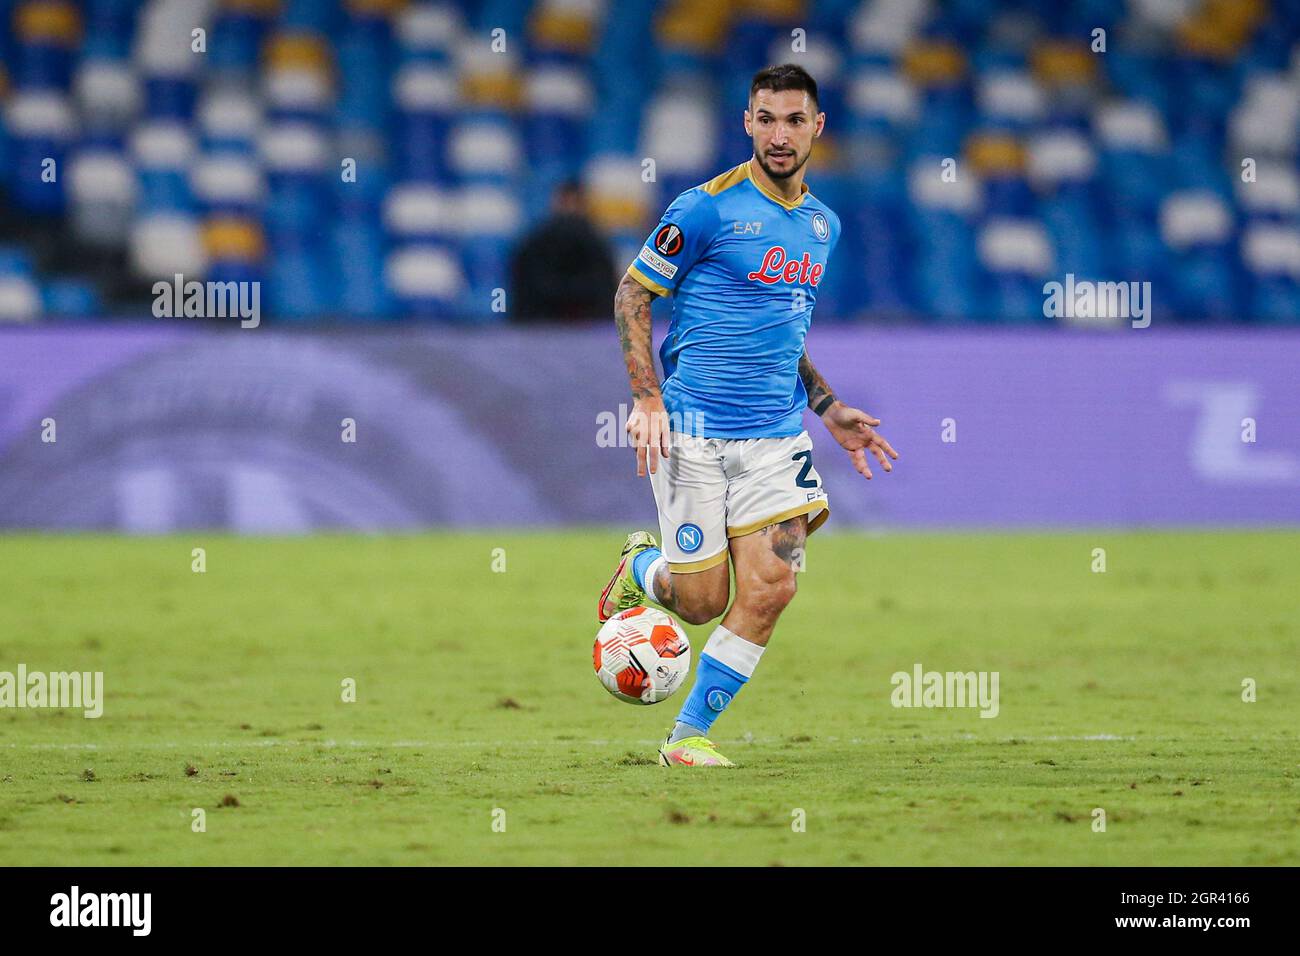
[50,886,152,936]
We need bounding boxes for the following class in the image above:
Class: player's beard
[754,143,811,180]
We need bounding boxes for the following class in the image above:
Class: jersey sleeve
[827,208,843,259]
[625,189,718,296]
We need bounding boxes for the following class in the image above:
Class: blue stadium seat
[42,276,102,319]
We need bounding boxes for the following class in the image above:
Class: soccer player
[598,64,899,767]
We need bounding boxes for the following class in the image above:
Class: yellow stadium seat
[588,194,651,233]
[902,41,966,87]
[204,218,266,263]
[1030,41,1097,86]
[966,133,1027,177]
[264,32,333,73]
[222,0,283,15]
[658,0,731,52]
[531,6,597,53]
[15,0,81,46]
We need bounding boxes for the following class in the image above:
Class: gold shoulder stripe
[698,162,749,196]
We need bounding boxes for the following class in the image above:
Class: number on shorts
[791,450,817,488]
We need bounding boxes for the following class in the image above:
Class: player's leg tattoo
[760,516,808,568]
[725,514,808,644]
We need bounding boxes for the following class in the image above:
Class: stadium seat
[1160,190,1238,319]
[0,0,1295,323]
[6,88,76,212]
[41,275,101,317]
[0,244,42,321]
[385,243,465,319]
[977,218,1055,323]
[67,147,135,247]
[1240,215,1300,322]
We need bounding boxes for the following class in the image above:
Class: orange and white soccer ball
[593,606,691,704]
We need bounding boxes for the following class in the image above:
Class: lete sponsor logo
[747,246,824,286]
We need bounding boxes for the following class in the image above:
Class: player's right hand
[626,396,672,477]
[821,402,899,479]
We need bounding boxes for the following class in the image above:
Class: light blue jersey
[627,160,841,439]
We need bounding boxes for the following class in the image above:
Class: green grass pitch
[1,530,1296,866]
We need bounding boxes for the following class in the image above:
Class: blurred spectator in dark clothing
[510,181,617,322]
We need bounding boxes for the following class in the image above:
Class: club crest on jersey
[675,523,703,554]
[654,224,684,256]
[747,245,824,287]
[812,212,829,241]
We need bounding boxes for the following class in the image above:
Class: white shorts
[649,430,830,573]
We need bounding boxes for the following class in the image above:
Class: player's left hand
[820,402,898,479]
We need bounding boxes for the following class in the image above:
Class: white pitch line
[0,734,1173,752]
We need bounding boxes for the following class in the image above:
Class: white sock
[701,624,765,678]
[643,555,668,605]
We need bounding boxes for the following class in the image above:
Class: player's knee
[768,573,798,615]
[677,589,728,625]
[739,571,797,623]
[673,575,729,625]
[677,604,714,626]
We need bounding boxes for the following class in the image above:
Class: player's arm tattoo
[798,350,834,412]
[614,273,661,400]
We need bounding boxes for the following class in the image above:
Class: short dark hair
[749,64,819,110]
